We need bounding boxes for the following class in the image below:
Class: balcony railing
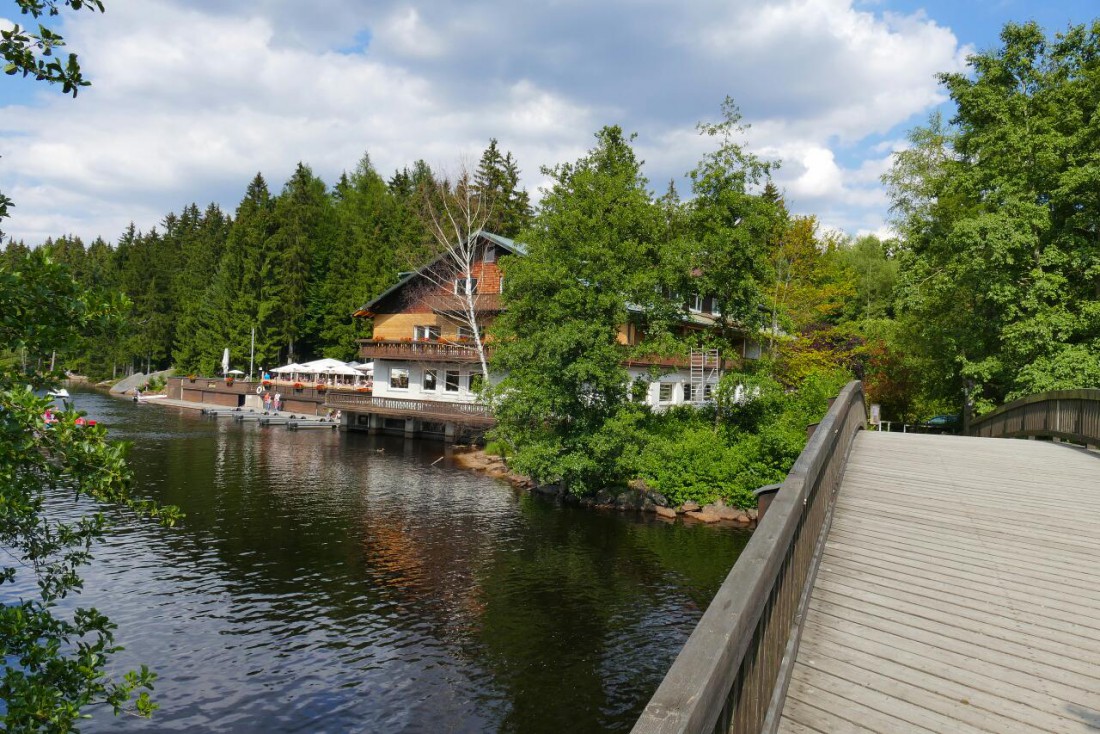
[358,339,486,362]
[323,393,495,425]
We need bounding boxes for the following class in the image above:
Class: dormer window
[691,293,703,313]
[454,277,479,295]
[484,245,496,263]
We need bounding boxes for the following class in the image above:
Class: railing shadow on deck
[969,389,1100,446]
[633,381,867,734]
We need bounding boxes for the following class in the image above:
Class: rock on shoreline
[451,448,757,527]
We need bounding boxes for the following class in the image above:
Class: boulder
[702,503,741,521]
[655,505,677,519]
[681,500,701,513]
[646,491,670,507]
[615,492,639,509]
[686,509,721,523]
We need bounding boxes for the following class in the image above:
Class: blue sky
[0,0,1097,245]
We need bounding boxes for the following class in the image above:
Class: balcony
[358,339,487,363]
[323,393,495,425]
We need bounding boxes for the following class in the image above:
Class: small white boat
[133,393,168,403]
[47,388,70,399]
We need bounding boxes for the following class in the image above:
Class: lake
[40,390,749,733]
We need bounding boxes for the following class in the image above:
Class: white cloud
[0,0,969,244]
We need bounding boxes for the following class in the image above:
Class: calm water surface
[45,391,749,733]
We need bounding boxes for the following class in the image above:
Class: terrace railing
[323,393,495,424]
[969,388,1100,445]
[633,381,866,734]
[357,339,484,362]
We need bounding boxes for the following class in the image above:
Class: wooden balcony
[323,393,495,425]
[358,339,487,363]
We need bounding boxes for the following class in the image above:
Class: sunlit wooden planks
[778,431,1100,734]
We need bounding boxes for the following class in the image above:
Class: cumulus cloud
[0,0,968,244]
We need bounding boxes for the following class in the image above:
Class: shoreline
[451,447,757,528]
[85,383,756,528]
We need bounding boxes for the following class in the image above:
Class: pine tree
[474,139,532,237]
[267,163,331,362]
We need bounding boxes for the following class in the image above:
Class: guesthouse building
[326,231,759,441]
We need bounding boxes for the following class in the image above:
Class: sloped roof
[353,230,525,317]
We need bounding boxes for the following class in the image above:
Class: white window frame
[389,367,410,390]
[454,277,479,295]
[444,370,461,392]
[414,324,440,341]
[423,369,438,391]
[658,382,673,402]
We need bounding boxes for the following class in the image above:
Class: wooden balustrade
[968,388,1100,445]
[633,381,866,734]
[357,339,483,362]
[323,393,494,424]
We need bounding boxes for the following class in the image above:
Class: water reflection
[40,391,749,733]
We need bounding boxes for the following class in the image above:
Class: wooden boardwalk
[778,431,1100,733]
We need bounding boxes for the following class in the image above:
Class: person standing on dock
[263,392,271,412]
[274,392,281,412]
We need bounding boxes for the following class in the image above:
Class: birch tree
[421,165,495,381]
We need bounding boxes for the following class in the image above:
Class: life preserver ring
[256,385,266,394]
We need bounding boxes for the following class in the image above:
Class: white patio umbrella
[271,363,307,382]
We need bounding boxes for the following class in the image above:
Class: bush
[633,368,851,508]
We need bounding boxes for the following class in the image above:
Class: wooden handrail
[323,393,493,422]
[969,388,1100,445]
[633,381,866,734]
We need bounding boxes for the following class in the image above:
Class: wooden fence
[633,381,866,734]
[968,388,1100,445]
[323,393,495,424]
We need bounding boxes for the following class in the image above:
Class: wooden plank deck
[778,431,1100,734]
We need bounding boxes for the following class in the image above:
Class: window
[484,245,496,263]
[710,298,720,315]
[456,326,474,341]
[684,383,693,402]
[389,367,409,390]
[454,277,479,295]
[423,369,438,391]
[744,340,762,360]
[414,325,440,341]
[691,293,703,312]
[703,383,715,400]
[445,370,461,392]
[469,372,484,393]
[659,383,673,402]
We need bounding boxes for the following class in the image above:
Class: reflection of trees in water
[463,499,750,732]
[111,400,748,732]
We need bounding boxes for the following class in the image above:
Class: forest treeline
[5,20,1099,428]
[0,140,532,379]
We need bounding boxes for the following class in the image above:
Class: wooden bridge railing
[634,381,866,734]
[969,389,1100,446]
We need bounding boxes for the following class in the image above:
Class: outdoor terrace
[323,393,495,425]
